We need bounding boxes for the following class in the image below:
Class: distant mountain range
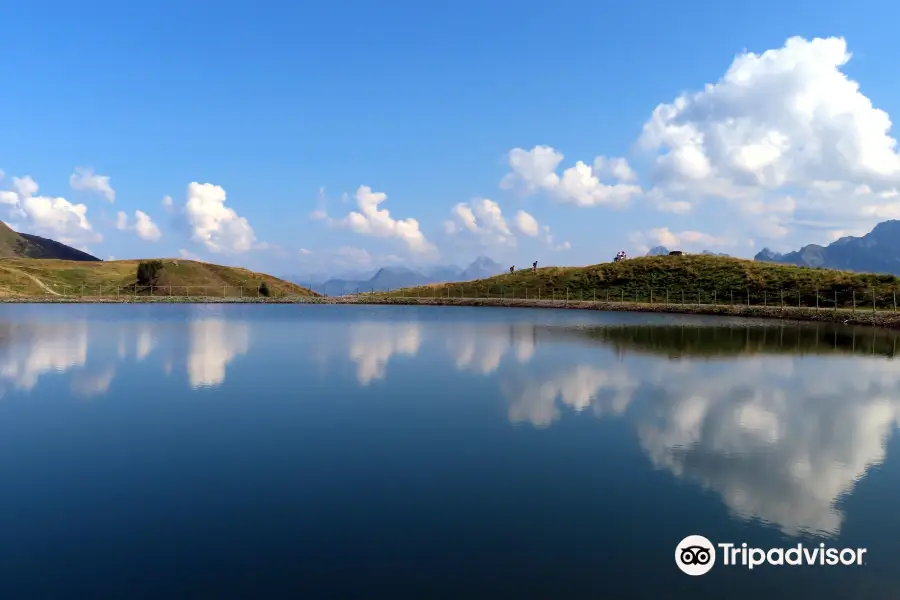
[754,220,900,275]
[286,256,506,293]
[0,221,99,261]
[645,246,730,258]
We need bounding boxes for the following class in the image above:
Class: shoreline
[3,295,900,328]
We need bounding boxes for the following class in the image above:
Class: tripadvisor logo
[675,535,867,576]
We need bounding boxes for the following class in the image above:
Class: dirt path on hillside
[0,266,61,296]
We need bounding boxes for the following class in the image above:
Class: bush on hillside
[136,260,164,287]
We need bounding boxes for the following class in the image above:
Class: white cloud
[502,338,900,538]
[69,167,116,202]
[595,156,637,183]
[1,175,101,246]
[299,248,312,255]
[179,248,201,260]
[184,182,256,253]
[506,365,637,428]
[134,210,161,241]
[161,195,174,213]
[115,209,162,241]
[500,145,564,193]
[13,176,39,198]
[632,357,900,537]
[330,246,373,267]
[334,185,436,256]
[348,323,422,385]
[637,36,900,247]
[70,367,116,398]
[509,210,570,249]
[538,224,570,251]
[187,318,249,388]
[444,198,514,246]
[514,210,539,236]
[629,227,740,254]
[0,322,88,391]
[500,145,641,207]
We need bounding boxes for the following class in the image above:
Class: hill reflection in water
[548,321,900,359]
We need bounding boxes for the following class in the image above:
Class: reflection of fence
[361,285,900,313]
[0,284,305,299]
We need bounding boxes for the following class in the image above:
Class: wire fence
[9,281,900,313]
[357,285,900,313]
[0,284,305,299]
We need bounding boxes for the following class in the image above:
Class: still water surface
[0,304,899,599]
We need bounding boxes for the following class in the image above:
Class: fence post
[834,289,837,312]
[853,289,856,313]
[815,286,819,311]
[747,289,749,306]
[682,289,684,305]
[566,288,568,305]
[650,288,653,304]
[666,288,669,305]
[780,289,783,309]
[797,289,800,308]
[622,289,624,303]
[593,289,596,303]
[81,284,84,297]
[713,290,716,306]
[730,290,733,305]
[697,289,700,306]
[894,287,897,312]
[764,291,767,307]
[873,289,876,313]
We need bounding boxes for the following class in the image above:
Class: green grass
[376,255,900,310]
[0,258,318,297]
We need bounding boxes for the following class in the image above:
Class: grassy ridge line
[375,255,900,310]
[0,258,317,298]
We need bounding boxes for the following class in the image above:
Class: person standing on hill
[532,261,538,272]
[509,265,515,273]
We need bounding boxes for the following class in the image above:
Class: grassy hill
[383,254,900,309]
[0,221,100,261]
[0,257,317,297]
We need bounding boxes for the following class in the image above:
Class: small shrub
[259,281,271,297]
[136,260,164,286]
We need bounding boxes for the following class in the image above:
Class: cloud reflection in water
[503,324,900,537]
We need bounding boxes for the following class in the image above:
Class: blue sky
[3,0,900,276]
